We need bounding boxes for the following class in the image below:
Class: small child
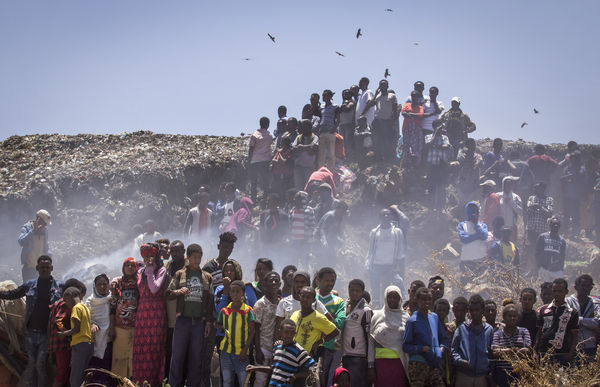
[59,286,93,387]
[217,280,256,387]
[246,319,316,387]
[490,226,520,267]
[48,279,86,387]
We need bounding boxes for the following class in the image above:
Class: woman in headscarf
[131,243,168,386]
[368,285,409,387]
[110,257,139,379]
[86,274,112,371]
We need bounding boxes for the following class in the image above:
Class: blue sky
[0,0,598,143]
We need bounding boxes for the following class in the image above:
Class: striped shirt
[269,342,315,387]
[290,209,306,240]
[491,327,531,371]
[218,302,256,355]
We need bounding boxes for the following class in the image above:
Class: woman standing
[491,303,531,387]
[131,243,168,386]
[369,285,409,387]
[401,91,425,167]
[86,274,112,370]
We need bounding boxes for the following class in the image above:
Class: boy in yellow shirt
[291,286,339,356]
[59,286,94,387]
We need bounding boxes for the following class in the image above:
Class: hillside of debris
[0,131,598,289]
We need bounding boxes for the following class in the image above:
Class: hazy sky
[0,0,598,143]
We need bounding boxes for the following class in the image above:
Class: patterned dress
[401,103,424,166]
[131,266,167,386]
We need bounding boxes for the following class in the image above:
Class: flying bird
[521,122,528,128]
[356,28,362,39]
[384,68,390,78]
[335,51,345,57]
[385,8,393,12]
[267,33,276,43]
[413,42,419,46]
[534,108,539,114]
[242,58,251,61]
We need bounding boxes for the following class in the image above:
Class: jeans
[249,161,271,201]
[201,324,217,387]
[342,355,368,387]
[25,330,48,387]
[70,341,93,387]
[220,351,249,387]
[169,317,205,387]
[254,347,273,387]
[341,124,355,158]
[320,348,343,387]
[371,118,395,161]
[426,163,447,210]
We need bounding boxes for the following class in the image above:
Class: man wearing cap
[438,97,476,158]
[317,89,340,172]
[18,210,51,282]
[480,180,501,228]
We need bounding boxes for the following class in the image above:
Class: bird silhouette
[521,122,528,128]
[242,58,251,61]
[267,33,276,43]
[385,8,393,12]
[240,132,246,136]
[413,42,419,46]
[384,68,390,78]
[335,51,345,57]
[534,108,539,114]
[356,28,362,39]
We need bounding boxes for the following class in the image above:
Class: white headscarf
[85,275,111,359]
[370,285,408,361]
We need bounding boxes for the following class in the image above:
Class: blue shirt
[451,322,494,377]
[318,104,338,134]
[402,310,449,366]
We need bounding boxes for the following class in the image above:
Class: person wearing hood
[402,287,449,387]
[225,197,257,238]
[131,243,168,387]
[368,285,410,387]
[458,202,490,285]
[331,367,352,387]
[85,274,113,373]
[305,166,338,196]
[496,176,522,242]
[18,209,51,282]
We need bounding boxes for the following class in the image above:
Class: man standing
[566,274,600,360]
[292,119,319,190]
[456,138,483,207]
[480,180,501,228]
[423,120,453,210]
[366,209,406,306]
[356,77,375,126]
[248,117,274,202]
[339,89,356,158]
[526,182,553,270]
[317,89,340,172]
[18,209,51,282]
[497,176,522,242]
[527,144,559,185]
[421,86,445,136]
[535,217,567,282]
[183,191,213,243]
[438,97,476,157]
[458,202,490,285]
[367,79,398,162]
[0,255,63,386]
[535,278,579,367]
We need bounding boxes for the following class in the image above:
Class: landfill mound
[0,132,598,289]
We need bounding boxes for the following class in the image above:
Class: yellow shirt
[290,309,336,354]
[71,303,93,346]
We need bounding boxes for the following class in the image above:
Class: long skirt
[131,282,167,386]
[374,358,409,387]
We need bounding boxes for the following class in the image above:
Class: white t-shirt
[220,201,236,229]
[459,221,489,261]
[356,89,376,125]
[275,295,328,319]
[422,99,445,132]
[372,227,396,266]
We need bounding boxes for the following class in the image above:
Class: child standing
[59,286,93,387]
[246,319,316,387]
[217,280,256,387]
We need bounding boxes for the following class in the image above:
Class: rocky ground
[0,131,598,298]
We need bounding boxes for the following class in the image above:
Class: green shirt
[182,268,204,318]
[316,293,345,350]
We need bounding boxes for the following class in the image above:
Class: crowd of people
[6,75,600,387]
